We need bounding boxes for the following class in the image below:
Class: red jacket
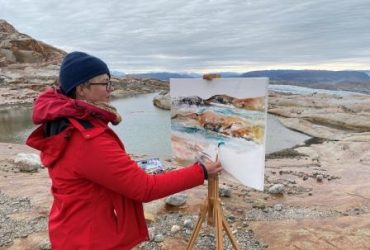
[26,88,205,249]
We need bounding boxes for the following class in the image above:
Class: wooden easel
[186,173,241,250]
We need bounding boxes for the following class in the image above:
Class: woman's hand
[199,157,222,175]
[202,158,223,175]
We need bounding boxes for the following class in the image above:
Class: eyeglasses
[89,80,113,91]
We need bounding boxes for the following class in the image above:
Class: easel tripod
[186,173,241,250]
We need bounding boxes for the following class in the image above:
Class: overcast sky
[1,0,370,73]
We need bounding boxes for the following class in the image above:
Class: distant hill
[111,70,126,77]
[128,72,199,80]
[357,70,370,77]
[128,72,243,80]
[241,70,370,83]
[218,72,242,77]
[241,70,370,94]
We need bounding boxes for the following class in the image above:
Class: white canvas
[170,78,269,191]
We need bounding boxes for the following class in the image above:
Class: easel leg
[187,174,241,250]
[207,176,215,225]
[187,201,208,250]
[215,199,224,250]
[221,211,241,250]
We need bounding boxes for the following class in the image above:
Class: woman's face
[76,74,112,103]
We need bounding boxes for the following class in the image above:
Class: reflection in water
[0,106,35,144]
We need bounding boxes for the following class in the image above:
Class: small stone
[148,227,155,240]
[170,225,181,233]
[303,175,308,181]
[8,145,12,149]
[308,192,313,196]
[288,180,296,184]
[273,204,283,211]
[316,175,323,182]
[39,240,51,250]
[219,185,231,197]
[154,234,164,243]
[165,193,188,207]
[268,184,285,194]
[183,219,194,229]
[227,215,236,223]
[252,200,266,209]
[20,233,28,238]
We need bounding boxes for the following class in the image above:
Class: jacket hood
[31,87,119,125]
[26,87,119,168]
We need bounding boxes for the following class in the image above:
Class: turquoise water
[0,92,310,157]
[174,103,265,122]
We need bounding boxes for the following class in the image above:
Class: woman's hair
[63,81,91,99]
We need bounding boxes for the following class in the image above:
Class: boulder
[165,193,188,206]
[268,184,285,194]
[153,91,171,110]
[14,153,41,172]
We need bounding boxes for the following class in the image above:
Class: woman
[26,51,222,249]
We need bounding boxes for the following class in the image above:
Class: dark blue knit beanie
[59,51,111,95]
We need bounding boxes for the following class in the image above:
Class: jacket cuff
[198,162,208,180]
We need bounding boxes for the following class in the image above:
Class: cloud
[1,0,370,72]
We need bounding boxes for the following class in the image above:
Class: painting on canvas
[170,78,269,190]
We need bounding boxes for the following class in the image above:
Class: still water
[0,93,310,157]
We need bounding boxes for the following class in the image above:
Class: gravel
[0,193,47,247]
[138,212,264,250]
[246,206,342,221]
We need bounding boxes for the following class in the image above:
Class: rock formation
[153,90,171,110]
[0,19,66,66]
[173,94,265,111]
[268,92,370,141]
